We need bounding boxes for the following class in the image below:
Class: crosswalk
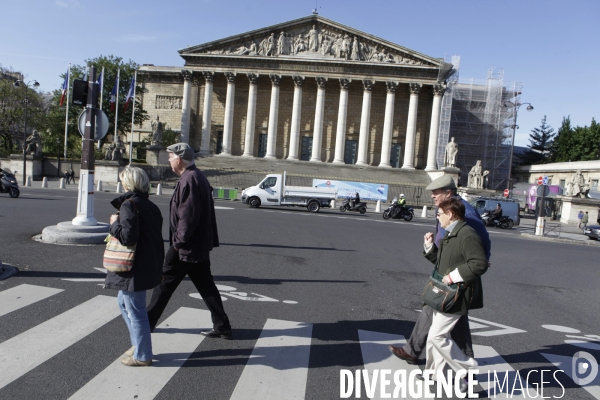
[0,284,595,399]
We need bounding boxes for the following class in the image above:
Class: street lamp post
[13,79,40,185]
[56,137,61,177]
[503,100,534,191]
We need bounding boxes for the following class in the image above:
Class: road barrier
[213,188,238,200]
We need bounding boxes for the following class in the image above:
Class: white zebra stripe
[0,284,63,317]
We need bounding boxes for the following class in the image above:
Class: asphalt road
[0,186,599,399]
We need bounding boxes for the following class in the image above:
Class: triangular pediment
[179,15,441,68]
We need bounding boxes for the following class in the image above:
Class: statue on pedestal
[566,169,587,197]
[467,160,489,189]
[104,135,126,161]
[24,130,42,156]
[444,137,458,168]
[150,115,163,146]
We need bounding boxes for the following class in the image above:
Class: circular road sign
[537,185,550,197]
[78,108,109,141]
[503,189,510,197]
[537,176,544,185]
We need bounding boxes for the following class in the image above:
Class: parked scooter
[339,198,367,214]
[0,169,20,198]
[382,197,414,221]
[481,210,512,229]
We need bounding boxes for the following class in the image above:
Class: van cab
[470,198,520,226]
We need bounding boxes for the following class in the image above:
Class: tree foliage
[44,55,149,159]
[0,66,46,156]
[521,116,555,165]
[550,117,600,162]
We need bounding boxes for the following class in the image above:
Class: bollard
[96,180,103,192]
[375,200,381,213]
[331,199,336,208]
[156,183,162,196]
[535,217,545,236]
[26,176,32,187]
[42,177,48,188]
[116,182,123,194]
[421,205,428,218]
[59,178,65,189]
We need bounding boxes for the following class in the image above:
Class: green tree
[521,116,555,164]
[44,55,149,160]
[0,67,46,156]
[550,117,600,162]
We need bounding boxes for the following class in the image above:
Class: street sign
[543,176,549,185]
[537,176,544,185]
[537,185,550,197]
[503,189,510,197]
[78,109,109,141]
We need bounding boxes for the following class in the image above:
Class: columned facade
[138,15,453,169]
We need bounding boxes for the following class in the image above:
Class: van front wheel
[249,197,261,208]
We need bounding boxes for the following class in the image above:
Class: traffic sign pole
[72,67,99,226]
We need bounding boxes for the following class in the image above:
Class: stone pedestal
[146,146,168,166]
[557,196,600,224]
[41,221,110,244]
[9,154,43,181]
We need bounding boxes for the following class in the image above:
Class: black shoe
[201,328,232,339]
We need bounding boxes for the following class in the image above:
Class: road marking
[230,319,312,400]
[69,307,212,400]
[541,352,600,399]
[474,344,539,398]
[358,330,421,400]
[0,295,121,389]
[469,316,527,337]
[0,284,63,317]
[215,206,234,209]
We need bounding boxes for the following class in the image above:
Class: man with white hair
[147,143,232,339]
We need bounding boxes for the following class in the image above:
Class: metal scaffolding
[442,68,521,189]
[436,56,460,169]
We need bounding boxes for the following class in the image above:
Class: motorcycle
[339,198,367,214]
[382,198,414,221]
[481,210,513,229]
[0,169,19,198]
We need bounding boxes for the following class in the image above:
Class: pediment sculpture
[197,23,430,66]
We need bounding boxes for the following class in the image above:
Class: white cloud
[55,0,81,8]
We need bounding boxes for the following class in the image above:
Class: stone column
[180,69,193,145]
[401,83,421,169]
[242,73,259,157]
[425,84,446,171]
[287,76,305,160]
[200,71,214,154]
[332,78,351,164]
[356,80,375,166]
[220,72,236,156]
[265,74,281,159]
[378,81,398,168]
[310,77,328,162]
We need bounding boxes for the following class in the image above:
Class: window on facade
[592,180,598,191]
[560,179,565,189]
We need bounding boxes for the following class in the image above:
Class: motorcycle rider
[491,203,502,223]
[396,194,407,216]
[351,192,360,209]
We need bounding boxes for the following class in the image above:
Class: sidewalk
[518,217,600,246]
[20,179,176,196]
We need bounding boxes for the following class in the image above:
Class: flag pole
[63,63,71,160]
[113,68,120,142]
[97,66,104,150]
[128,71,137,163]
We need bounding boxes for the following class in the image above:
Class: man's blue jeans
[118,290,153,362]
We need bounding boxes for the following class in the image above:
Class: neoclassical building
[137,15,454,170]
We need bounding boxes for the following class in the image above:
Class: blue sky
[2,0,598,147]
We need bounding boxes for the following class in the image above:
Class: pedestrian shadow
[220,242,356,251]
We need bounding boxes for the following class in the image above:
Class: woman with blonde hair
[105,166,164,366]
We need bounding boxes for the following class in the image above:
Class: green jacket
[424,220,488,315]
[582,214,589,223]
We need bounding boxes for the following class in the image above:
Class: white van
[241,172,337,213]
[470,198,520,226]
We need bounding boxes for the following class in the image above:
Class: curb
[520,233,600,246]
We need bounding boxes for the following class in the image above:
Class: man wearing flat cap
[147,143,232,339]
[389,174,491,364]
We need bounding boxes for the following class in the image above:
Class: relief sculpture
[202,24,427,66]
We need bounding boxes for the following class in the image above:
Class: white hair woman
[105,166,164,366]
